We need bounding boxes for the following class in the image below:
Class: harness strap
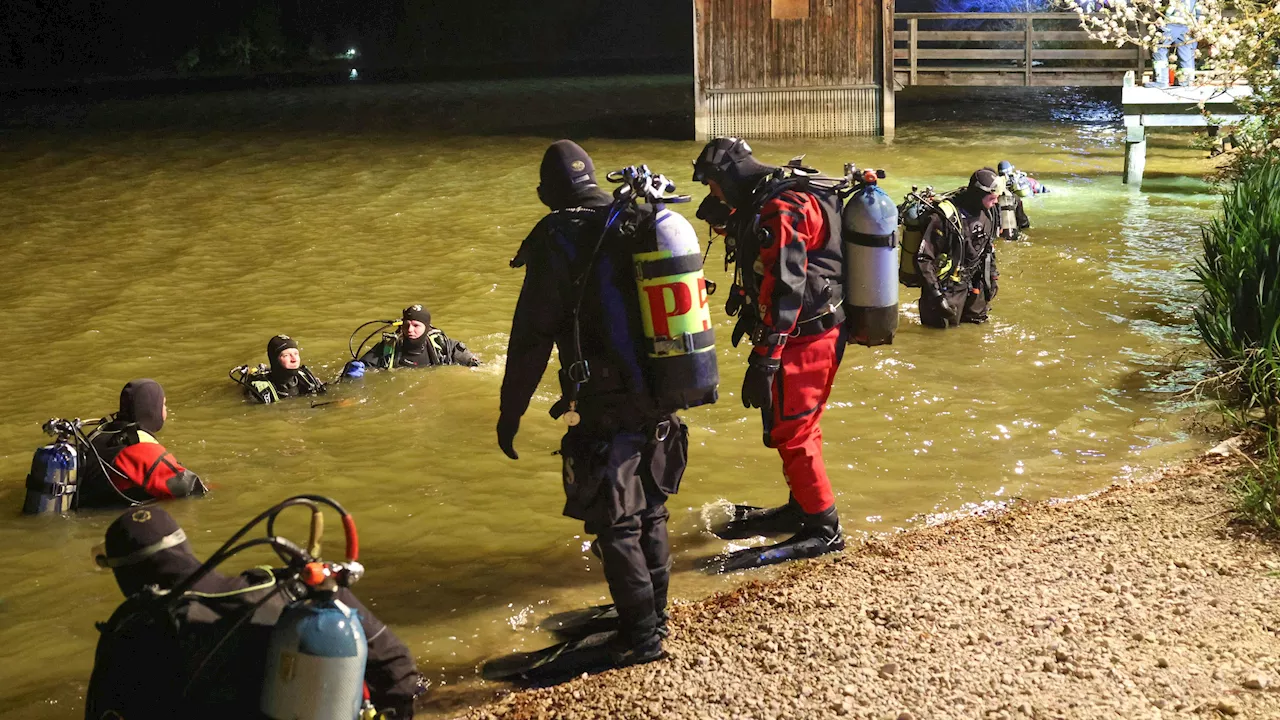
[645,328,716,356]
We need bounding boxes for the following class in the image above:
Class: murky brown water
[0,77,1220,717]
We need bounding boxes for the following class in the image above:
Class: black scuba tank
[22,419,81,514]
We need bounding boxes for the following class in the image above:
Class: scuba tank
[841,165,899,347]
[608,165,719,411]
[997,189,1019,240]
[897,187,937,288]
[258,500,369,720]
[22,418,83,514]
[261,591,368,720]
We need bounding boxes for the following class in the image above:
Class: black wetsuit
[500,190,687,651]
[358,331,478,369]
[85,567,423,720]
[915,197,999,328]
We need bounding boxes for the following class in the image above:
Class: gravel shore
[457,449,1280,720]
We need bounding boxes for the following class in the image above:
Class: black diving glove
[497,414,520,460]
[742,354,780,411]
[933,290,955,317]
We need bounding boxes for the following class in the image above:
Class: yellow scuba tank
[898,187,942,288]
[634,203,719,409]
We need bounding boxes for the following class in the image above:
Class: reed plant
[1193,156,1280,526]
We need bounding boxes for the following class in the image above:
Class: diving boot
[712,496,804,540]
[609,600,666,667]
[714,505,845,574]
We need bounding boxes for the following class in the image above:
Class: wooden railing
[893,12,1144,87]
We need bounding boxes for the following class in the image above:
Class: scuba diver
[493,141,715,683]
[916,168,1001,328]
[690,137,847,572]
[85,504,426,720]
[342,304,479,378]
[230,335,326,403]
[995,160,1032,241]
[71,379,207,509]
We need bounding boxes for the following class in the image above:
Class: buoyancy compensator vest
[230,364,325,403]
[724,163,846,344]
[558,166,720,423]
[840,165,899,347]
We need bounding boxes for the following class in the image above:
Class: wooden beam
[915,30,1027,41]
[1034,49,1138,60]
[883,0,896,138]
[908,48,1025,60]
[1024,16,1033,86]
[1123,125,1146,186]
[894,12,1084,20]
[908,17,918,86]
[692,0,708,140]
[1031,31,1094,41]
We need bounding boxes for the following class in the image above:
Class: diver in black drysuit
[344,305,478,377]
[244,334,325,403]
[496,140,687,677]
[84,507,425,720]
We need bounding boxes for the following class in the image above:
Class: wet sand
[458,444,1280,719]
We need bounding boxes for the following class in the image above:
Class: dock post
[1123,124,1146,186]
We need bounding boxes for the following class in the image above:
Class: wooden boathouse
[692,0,896,139]
[691,5,1157,140]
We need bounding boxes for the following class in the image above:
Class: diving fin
[704,506,846,573]
[481,630,666,687]
[539,603,670,642]
[539,604,619,641]
[711,500,804,540]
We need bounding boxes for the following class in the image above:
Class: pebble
[457,460,1280,720]
[1243,673,1270,690]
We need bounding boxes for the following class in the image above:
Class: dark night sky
[0,1,694,80]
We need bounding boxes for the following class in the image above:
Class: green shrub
[1193,157,1280,425]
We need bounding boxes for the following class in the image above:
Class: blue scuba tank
[261,591,368,720]
[842,184,900,346]
[22,438,78,515]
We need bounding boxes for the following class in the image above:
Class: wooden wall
[697,0,880,89]
[693,0,893,137]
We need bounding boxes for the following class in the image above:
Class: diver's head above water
[692,136,775,210]
[118,379,166,434]
[266,334,301,386]
[960,167,1001,212]
[537,140,608,211]
[96,506,201,597]
[401,304,432,353]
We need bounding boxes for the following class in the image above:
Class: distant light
[349,68,359,80]
[345,47,358,60]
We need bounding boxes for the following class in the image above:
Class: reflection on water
[0,78,1220,718]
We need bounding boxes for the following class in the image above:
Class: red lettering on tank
[643,282,693,338]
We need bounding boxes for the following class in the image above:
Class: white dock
[1121,84,1252,186]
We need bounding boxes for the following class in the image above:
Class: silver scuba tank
[998,191,1018,240]
[261,590,368,720]
[842,184,900,346]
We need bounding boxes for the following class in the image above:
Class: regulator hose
[348,319,399,360]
